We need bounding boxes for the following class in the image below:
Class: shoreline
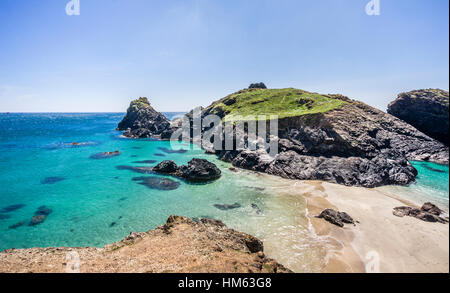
[303,181,449,273]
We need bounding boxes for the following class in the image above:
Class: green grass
[207,88,347,122]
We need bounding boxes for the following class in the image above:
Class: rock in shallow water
[1,204,26,213]
[214,203,241,211]
[41,177,66,185]
[152,159,222,182]
[132,176,180,190]
[29,215,47,226]
[116,165,155,174]
[90,151,120,159]
[178,159,222,182]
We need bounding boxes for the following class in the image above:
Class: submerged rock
[117,97,170,139]
[388,89,449,146]
[154,153,166,157]
[0,214,11,220]
[90,151,120,159]
[132,160,157,164]
[8,221,25,230]
[29,215,47,226]
[317,209,355,227]
[116,165,155,174]
[157,147,188,154]
[132,176,180,191]
[41,177,66,185]
[214,203,241,211]
[34,206,52,216]
[1,204,26,213]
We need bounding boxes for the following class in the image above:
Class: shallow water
[0,113,448,272]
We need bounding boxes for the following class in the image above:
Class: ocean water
[0,113,448,272]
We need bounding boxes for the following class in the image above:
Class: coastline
[304,181,449,273]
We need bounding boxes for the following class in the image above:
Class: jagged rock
[248,82,267,89]
[153,160,178,173]
[178,159,222,182]
[388,89,449,146]
[317,209,355,227]
[117,97,170,138]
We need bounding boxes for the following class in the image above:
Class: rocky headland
[0,216,291,273]
[388,89,449,146]
[118,88,449,188]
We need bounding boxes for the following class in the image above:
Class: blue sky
[0,0,448,112]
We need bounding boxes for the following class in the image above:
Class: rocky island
[119,86,448,188]
[117,97,170,138]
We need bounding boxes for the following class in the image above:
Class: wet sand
[304,181,449,273]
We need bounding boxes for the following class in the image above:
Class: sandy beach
[304,181,449,273]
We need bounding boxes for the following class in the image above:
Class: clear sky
[0,0,448,112]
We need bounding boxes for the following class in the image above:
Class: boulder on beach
[317,209,355,227]
[393,202,448,224]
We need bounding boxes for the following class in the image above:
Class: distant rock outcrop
[117,97,170,138]
[388,89,449,146]
[248,82,267,89]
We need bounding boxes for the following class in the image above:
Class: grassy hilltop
[205,88,347,121]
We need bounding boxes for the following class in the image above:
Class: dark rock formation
[117,97,170,138]
[153,159,222,182]
[316,209,355,227]
[249,82,267,89]
[153,160,178,173]
[388,89,449,146]
[178,159,222,181]
[393,203,448,224]
[90,151,120,159]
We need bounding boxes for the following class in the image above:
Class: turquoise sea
[0,113,448,272]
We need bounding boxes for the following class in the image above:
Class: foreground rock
[388,89,449,146]
[153,159,222,182]
[316,209,356,227]
[117,97,170,138]
[393,202,449,224]
[0,216,291,273]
